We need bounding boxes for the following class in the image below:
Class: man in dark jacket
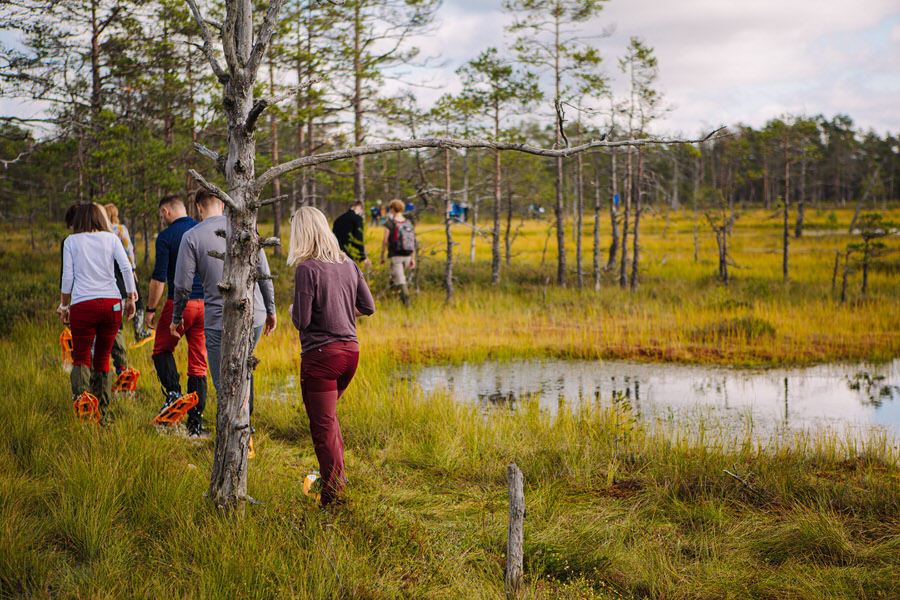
[332,200,371,265]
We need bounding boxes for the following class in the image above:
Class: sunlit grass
[2,207,900,598]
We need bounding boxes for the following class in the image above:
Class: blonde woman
[289,206,375,507]
[104,203,151,340]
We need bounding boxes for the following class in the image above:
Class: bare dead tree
[186,0,722,513]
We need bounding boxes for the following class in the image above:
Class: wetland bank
[3,208,900,599]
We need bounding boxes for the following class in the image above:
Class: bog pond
[414,358,900,440]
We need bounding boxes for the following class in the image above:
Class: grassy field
[2,207,900,599]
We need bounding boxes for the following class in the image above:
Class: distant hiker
[170,190,277,438]
[289,206,375,507]
[369,203,381,226]
[332,200,371,266]
[104,202,151,341]
[58,203,136,420]
[380,198,416,305]
[143,194,207,421]
[95,204,132,377]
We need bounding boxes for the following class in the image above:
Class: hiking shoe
[186,420,210,440]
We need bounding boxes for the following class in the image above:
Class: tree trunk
[782,155,790,284]
[592,152,601,291]
[629,149,642,292]
[794,159,806,239]
[352,3,365,208]
[491,109,502,285]
[619,147,632,288]
[505,464,525,600]
[575,150,584,289]
[607,149,618,270]
[504,191,513,265]
[444,148,454,302]
[269,62,282,258]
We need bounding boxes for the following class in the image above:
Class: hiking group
[57,194,413,507]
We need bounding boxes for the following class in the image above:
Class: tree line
[1,0,898,289]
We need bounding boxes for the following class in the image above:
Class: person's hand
[264,313,277,336]
[169,321,183,339]
[409,258,416,269]
[56,305,69,325]
[144,309,156,330]
[123,298,136,321]
[379,256,385,265]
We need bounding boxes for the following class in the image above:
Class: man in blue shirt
[143,194,207,433]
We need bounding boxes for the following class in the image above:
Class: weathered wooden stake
[505,463,524,600]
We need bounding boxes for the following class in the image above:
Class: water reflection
[415,358,900,438]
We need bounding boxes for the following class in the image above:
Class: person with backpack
[380,199,416,305]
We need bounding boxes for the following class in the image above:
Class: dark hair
[193,189,218,209]
[64,203,79,228]
[71,203,111,234]
[349,200,364,210]
[159,193,184,209]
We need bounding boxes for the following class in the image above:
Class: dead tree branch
[189,169,238,212]
[255,130,725,192]
[184,0,228,83]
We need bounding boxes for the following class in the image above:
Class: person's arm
[355,264,375,317]
[144,235,169,329]
[353,215,371,265]
[169,234,197,337]
[256,249,277,335]
[58,238,74,324]
[112,234,137,320]
[380,224,390,264]
[291,266,313,332]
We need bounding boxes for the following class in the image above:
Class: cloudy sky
[401,0,900,136]
[3,0,898,138]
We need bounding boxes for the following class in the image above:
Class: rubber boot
[110,329,128,372]
[153,352,181,396]
[90,369,114,417]
[185,375,207,434]
[399,283,410,306]
[70,364,91,396]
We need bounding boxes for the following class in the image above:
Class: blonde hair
[287,206,347,266]
[389,199,405,214]
[94,204,113,232]
[104,203,120,224]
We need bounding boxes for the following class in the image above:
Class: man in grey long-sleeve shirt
[171,190,277,437]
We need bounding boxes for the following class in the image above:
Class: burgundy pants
[69,298,121,372]
[300,341,359,506]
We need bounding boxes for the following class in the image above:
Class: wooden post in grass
[506,463,524,599]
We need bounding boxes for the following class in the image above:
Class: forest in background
[1,0,898,289]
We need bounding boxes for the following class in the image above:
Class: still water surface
[414,359,900,439]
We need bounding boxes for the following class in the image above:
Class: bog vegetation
[2,205,900,599]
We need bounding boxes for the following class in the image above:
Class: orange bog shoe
[73,392,100,425]
[60,328,74,369]
[152,392,198,426]
[113,368,140,392]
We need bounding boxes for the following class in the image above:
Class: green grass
[2,208,900,598]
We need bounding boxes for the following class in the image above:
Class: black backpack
[390,218,416,255]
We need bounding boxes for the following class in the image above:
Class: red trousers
[152,299,207,377]
[69,298,122,372]
[300,341,359,506]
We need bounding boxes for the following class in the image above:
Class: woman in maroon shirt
[288,206,375,507]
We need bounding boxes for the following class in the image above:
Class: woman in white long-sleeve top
[58,203,137,420]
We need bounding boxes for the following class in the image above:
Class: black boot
[153,352,181,397]
[185,375,208,436]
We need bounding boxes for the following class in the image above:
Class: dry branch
[184,0,228,83]
[255,130,725,191]
[189,169,238,211]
